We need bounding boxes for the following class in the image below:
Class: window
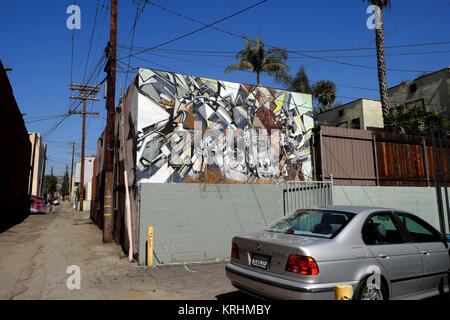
[351,118,361,129]
[362,213,405,245]
[265,210,355,239]
[409,83,417,93]
[396,213,441,243]
[338,109,344,117]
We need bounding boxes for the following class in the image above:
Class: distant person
[49,195,56,214]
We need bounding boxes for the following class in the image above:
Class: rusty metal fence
[283,180,334,215]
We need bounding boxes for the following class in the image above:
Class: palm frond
[224,61,254,73]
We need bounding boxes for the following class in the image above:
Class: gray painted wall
[138,183,450,265]
[332,186,449,234]
[138,183,284,265]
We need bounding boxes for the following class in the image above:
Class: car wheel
[354,276,387,300]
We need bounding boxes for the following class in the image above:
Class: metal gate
[283,180,333,215]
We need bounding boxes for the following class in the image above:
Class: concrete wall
[137,183,450,265]
[29,133,45,196]
[138,183,284,265]
[75,156,95,184]
[388,67,450,116]
[361,99,384,130]
[333,186,449,234]
[316,98,383,130]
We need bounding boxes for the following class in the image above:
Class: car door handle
[421,250,430,255]
[378,254,389,259]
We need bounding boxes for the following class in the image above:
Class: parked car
[225,206,450,300]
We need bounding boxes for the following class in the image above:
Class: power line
[118,0,269,61]
[45,55,106,137]
[293,41,450,53]
[119,46,450,59]
[133,1,442,74]
[82,0,101,84]
[25,114,68,123]
[124,0,148,91]
[289,49,450,59]
[47,2,109,138]
[291,51,432,73]
[304,1,450,67]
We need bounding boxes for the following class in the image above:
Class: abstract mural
[128,68,314,184]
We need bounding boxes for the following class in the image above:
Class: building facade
[1,59,31,231]
[73,156,95,210]
[28,132,45,197]
[91,68,315,260]
[388,67,450,116]
[316,98,383,130]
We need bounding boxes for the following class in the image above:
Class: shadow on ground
[0,212,31,234]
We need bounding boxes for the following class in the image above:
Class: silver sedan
[225,206,450,300]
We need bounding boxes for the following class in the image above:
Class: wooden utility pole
[69,83,100,211]
[102,0,117,242]
[66,142,80,201]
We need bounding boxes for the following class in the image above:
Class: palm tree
[283,65,312,94]
[424,111,449,136]
[225,34,290,86]
[385,103,449,136]
[363,0,391,125]
[312,80,337,111]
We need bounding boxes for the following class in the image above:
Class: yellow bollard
[147,226,154,267]
[335,283,353,300]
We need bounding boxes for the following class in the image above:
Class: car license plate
[251,254,270,270]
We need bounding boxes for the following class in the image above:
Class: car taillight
[286,255,319,276]
[231,242,239,259]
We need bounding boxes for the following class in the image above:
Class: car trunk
[232,231,324,275]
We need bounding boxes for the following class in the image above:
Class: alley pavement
[0,203,243,300]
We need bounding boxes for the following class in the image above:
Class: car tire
[353,275,388,300]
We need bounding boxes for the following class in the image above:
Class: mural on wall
[130,68,314,184]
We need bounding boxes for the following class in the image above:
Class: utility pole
[69,83,100,211]
[102,0,117,242]
[66,142,80,201]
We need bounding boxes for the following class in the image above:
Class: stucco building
[28,132,45,197]
[388,67,450,115]
[316,98,383,130]
[73,156,96,211]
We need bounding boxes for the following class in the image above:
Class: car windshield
[265,210,355,239]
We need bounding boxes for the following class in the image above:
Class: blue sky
[1,0,449,175]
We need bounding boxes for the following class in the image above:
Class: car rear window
[265,210,355,239]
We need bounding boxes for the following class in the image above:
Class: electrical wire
[82,0,101,84]
[138,1,449,74]
[118,0,269,61]
[124,0,149,89]
[304,1,450,67]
